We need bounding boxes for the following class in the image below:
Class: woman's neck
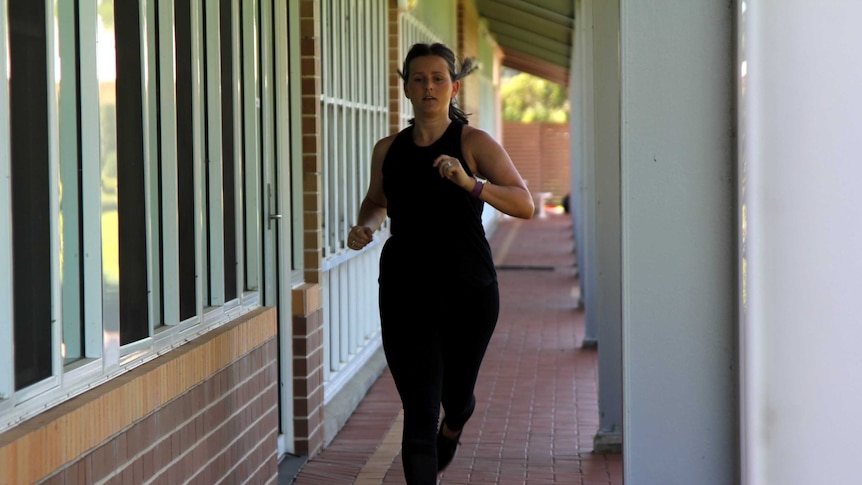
[411,116,452,146]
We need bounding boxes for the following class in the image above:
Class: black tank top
[380,121,496,287]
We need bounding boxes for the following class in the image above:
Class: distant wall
[502,122,571,205]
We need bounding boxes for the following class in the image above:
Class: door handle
[267,183,282,230]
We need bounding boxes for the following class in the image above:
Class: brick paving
[291,212,623,485]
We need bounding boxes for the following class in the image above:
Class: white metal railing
[321,243,384,401]
[319,0,389,395]
[320,0,388,257]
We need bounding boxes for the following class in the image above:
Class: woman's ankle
[441,422,461,440]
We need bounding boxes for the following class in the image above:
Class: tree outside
[501,68,569,123]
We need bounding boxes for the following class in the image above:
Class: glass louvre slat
[116,0,151,344]
[9,0,53,389]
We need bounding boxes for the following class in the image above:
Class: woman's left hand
[347,225,374,250]
[433,154,473,192]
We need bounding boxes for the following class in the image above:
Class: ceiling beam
[478,1,574,37]
[475,0,575,84]
[501,47,569,86]
[477,0,574,28]
[495,35,570,68]
[486,18,572,53]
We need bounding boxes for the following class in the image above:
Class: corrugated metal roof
[475,0,574,86]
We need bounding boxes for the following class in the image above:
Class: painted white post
[590,0,624,452]
[620,1,737,483]
[571,0,596,341]
[741,2,862,484]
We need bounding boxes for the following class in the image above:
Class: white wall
[741,2,862,484]
[620,2,738,483]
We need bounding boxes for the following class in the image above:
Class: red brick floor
[292,212,623,485]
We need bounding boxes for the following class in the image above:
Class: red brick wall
[2,308,279,485]
[502,122,571,204]
[44,341,278,484]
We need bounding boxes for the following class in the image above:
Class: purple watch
[469,179,484,198]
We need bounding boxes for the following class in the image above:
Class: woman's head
[398,43,477,124]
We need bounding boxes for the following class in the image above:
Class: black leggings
[379,279,500,485]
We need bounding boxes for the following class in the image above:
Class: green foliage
[98,0,113,30]
[501,71,569,123]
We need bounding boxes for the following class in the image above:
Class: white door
[244,0,297,455]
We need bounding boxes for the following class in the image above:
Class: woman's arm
[462,126,534,219]
[348,135,393,250]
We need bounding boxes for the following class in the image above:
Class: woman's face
[404,55,460,118]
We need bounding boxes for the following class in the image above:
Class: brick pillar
[295,0,326,457]
[299,0,323,285]
[292,283,325,456]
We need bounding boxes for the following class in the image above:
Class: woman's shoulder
[461,124,501,151]
[374,132,401,153]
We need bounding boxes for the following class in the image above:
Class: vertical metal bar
[360,253,369,340]
[231,0,244,300]
[338,263,348,364]
[57,0,83,366]
[76,0,104,355]
[242,0,260,292]
[328,269,340,371]
[347,258,356,353]
[46,0,63,383]
[191,0,205,319]
[347,0,357,245]
[95,0,122,359]
[334,0,344,251]
[259,0,276,306]
[320,0,330,255]
[0,0,12,398]
[204,0,225,307]
[142,0,161,337]
[321,270,331,381]
[159,0,181,326]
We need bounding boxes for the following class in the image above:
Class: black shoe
[436,420,462,472]
[437,396,476,472]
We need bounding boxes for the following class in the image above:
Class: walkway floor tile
[292,213,623,484]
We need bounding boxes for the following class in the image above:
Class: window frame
[0,0,265,434]
[61,0,106,384]
[0,0,14,402]
[6,0,63,402]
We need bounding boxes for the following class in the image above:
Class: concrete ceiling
[475,0,574,86]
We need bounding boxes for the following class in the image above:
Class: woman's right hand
[347,226,374,250]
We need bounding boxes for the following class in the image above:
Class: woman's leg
[380,283,443,485]
[440,281,500,433]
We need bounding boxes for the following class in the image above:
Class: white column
[741,2,862,484]
[591,0,624,451]
[571,0,596,343]
[620,1,737,483]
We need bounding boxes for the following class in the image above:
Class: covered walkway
[286,212,622,484]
